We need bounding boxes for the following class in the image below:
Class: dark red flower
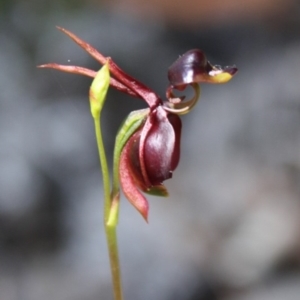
[38,28,237,221]
[117,105,182,221]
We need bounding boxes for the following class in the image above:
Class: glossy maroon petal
[120,128,172,221]
[141,106,182,185]
[168,49,237,88]
[168,49,210,88]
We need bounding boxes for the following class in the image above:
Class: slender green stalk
[90,65,123,300]
[94,117,123,300]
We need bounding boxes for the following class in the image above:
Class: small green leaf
[145,185,169,197]
[111,108,150,197]
[89,63,110,119]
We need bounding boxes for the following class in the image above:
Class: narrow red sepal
[119,133,149,222]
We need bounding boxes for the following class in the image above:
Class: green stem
[94,117,123,300]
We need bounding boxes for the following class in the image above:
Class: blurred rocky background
[1,0,300,299]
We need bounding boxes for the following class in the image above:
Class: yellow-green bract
[89,64,110,119]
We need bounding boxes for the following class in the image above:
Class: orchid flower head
[38,28,237,221]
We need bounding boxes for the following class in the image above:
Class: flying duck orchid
[39,27,237,300]
[39,27,237,221]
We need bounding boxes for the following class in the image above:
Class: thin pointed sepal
[119,134,149,222]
